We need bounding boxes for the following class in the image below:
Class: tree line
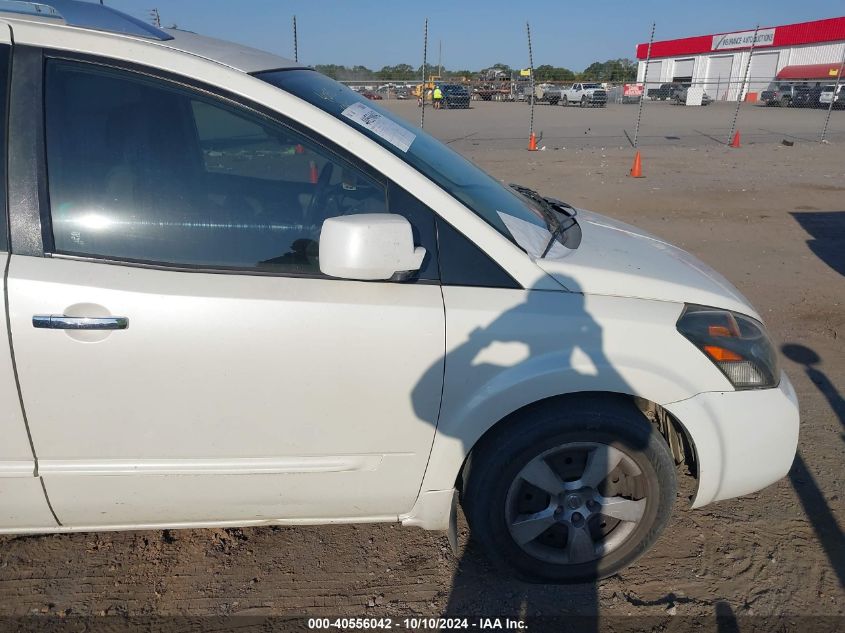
[313,59,637,82]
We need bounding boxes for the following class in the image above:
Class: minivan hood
[534,209,760,319]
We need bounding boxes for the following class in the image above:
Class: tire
[780,96,789,107]
[549,97,559,105]
[462,395,676,583]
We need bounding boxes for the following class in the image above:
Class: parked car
[672,85,713,105]
[360,91,382,100]
[760,82,798,107]
[819,84,845,108]
[439,83,470,109]
[549,82,608,107]
[647,82,678,101]
[791,83,825,108]
[0,0,799,584]
[533,82,560,104]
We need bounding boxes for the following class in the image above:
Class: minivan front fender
[412,288,732,497]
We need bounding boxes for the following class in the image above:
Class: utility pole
[438,39,442,77]
[149,8,161,28]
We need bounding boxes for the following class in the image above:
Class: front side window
[257,69,550,251]
[45,60,388,274]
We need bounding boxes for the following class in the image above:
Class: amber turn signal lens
[703,345,743,362]
[708,325,734,337]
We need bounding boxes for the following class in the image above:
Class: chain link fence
[323,17,845,148]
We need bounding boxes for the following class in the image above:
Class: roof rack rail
[0,1,62,19]
[0,0,174,41]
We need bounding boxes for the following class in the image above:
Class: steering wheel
[306,162,335,226]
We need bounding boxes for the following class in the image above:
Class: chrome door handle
[32,315,129,330]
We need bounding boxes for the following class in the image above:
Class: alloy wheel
[504,442,648,565]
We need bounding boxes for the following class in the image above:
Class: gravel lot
[1,100,843,627]
[385,98,845,149]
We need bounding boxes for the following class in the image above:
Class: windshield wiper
[509,184,581,256]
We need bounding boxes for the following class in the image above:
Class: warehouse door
[748,52,779,96]
[707,55,733,100]
[672,58,695,83]
[644,60,663,92]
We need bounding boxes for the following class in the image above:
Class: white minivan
[0,0,799,583]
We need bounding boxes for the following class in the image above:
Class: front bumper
[663,371,799,508]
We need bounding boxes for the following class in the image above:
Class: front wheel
[462,397,676,583]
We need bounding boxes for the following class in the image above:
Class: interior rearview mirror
[319,214,426,281]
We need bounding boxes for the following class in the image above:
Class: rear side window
[0,45,9,251]
[44,60,390,275]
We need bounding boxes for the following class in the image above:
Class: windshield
[583,83,601,89]
[256,69,547,247]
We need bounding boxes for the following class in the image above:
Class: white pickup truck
[544,82,608,107]
[538,82,607,108]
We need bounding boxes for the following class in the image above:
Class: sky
[104,1,843,72]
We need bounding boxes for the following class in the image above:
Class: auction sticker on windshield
[341,102,416,152]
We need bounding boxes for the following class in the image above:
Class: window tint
[0,45,9,251]
[45,60,388,274]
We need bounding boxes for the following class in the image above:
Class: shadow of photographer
[409,273,676,628]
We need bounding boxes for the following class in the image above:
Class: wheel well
[457,391,698,494]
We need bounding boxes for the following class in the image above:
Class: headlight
[676,304,780,390]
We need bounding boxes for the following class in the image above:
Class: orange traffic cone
[528,132,538,151]
[629,151,643,178]
[309,160,319,184]
[729,131,741,148]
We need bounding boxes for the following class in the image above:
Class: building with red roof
[635,16,845,101]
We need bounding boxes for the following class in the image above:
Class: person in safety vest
[433,85,443,109]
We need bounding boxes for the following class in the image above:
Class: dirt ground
[1,116,843,627]
[381,99,845,150]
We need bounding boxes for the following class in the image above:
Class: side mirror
[319,214,426,281]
